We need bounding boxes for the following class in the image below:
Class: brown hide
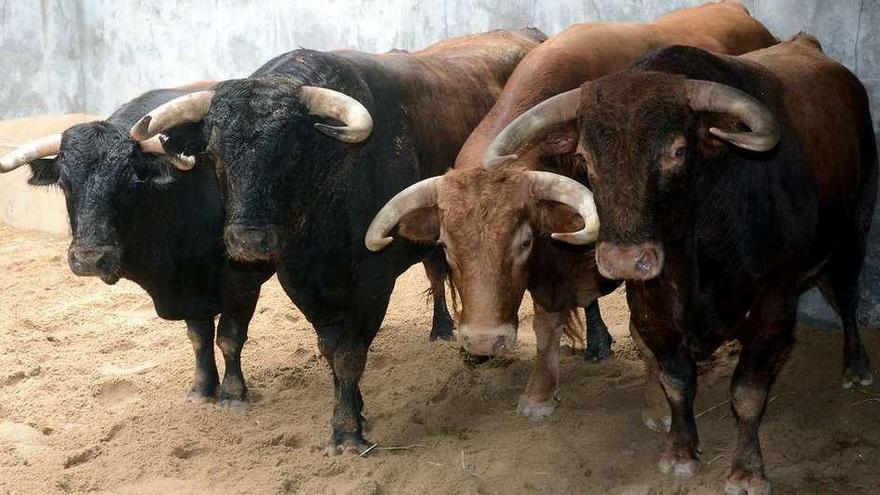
[454,0,777,170]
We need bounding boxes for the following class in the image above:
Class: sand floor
[1,224,879,494]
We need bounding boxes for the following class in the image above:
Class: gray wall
[2,0,880,327]
[1,1,877,126]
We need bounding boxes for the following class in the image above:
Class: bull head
[365,167,599,356]
[485,71,779,280]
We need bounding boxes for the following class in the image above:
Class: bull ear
[396,206,440,245]
[531,200,585,238]
[28,158,60,186]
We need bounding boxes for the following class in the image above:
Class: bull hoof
[843,366,873,389]
[517,397,558,421]
[322,433,371,456]
[725,470,771,495]
[429,316,455,342]
[185,390,215,404]
[584,343,613,363]
[658,450,700,478]
[216,398,250,410]
[642,410,671,433]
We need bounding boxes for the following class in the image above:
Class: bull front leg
[316,325,373,455]
[634,319,700,478]
[184,319,220,402]
[631,325,671,432]
[517,301,565,421]
[216,268,267,406]
[725,312,795,495]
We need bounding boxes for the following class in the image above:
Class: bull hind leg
[518,301,564,421]
[424,255,454,341]
[725,317,795,495]
[185,319,220,402]
[584,301,614,362]
[817,248,873,388]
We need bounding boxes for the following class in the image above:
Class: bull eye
[672,146,686,158]
[437,240,447,249]
[522,238,532,249]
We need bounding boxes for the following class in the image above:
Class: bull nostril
[492,335,507,354]
[636,253,651,273]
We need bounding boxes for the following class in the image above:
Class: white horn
[526,171,599,245]
[300,86,374,143]
[0,134,63,173]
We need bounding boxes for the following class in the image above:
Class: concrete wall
[1,0,879,327]
[1,1,877,127]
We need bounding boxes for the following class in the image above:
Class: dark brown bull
[482,33,877,494]
[366,1,777,421]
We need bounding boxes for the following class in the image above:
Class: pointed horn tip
[168,154,197,171]
[365,236,394,252]
[131,116,153,140]
[708,127,779,152]
[550,229,598,246]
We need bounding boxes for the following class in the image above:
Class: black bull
[137,28,547,452]
[1,86,274,404]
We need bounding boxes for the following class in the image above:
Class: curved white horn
[0,134,63,173]
[365,176,442,251]
[300,86,373,143]
[130,90,214,141]
[526,171,599,245]
[484,88,581,167]
[685,80,780,152]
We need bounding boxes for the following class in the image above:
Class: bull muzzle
[596,242,664,281]
[458,323,517,356]
[225,225,284,261]
[68,245,122,284]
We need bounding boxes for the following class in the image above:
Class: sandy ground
[1,224,879,494]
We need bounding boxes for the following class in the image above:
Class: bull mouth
[224,224,284,262]
[68,245,122,285]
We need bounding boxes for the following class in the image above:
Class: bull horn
[138,135,197,171]
[300,86,373,143]
[0,134,63,173]
[130,90,214,141]
[483,88,581,167]
[526,171,599,245]
[365,176,442,251]
[685,80,779,152]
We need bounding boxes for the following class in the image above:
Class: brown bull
[481,33,877,494]
[366,1,777,421]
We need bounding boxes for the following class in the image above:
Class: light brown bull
[366,1,778,421]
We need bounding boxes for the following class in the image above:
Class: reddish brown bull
[366,1,777,421]
[481,33,877,494]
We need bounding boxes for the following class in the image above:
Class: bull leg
[317,324,377,455]
[584,301,614,362]
[216,269,265,406]
[518,301,564,421]
[216,313,251,405]
[631,325,670,432]
[185,319,219,402]
[424,254,454,341]
[725,320,794,495]
[817,265,873,388]
[636,321,700,478]
[318,278,391,455]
